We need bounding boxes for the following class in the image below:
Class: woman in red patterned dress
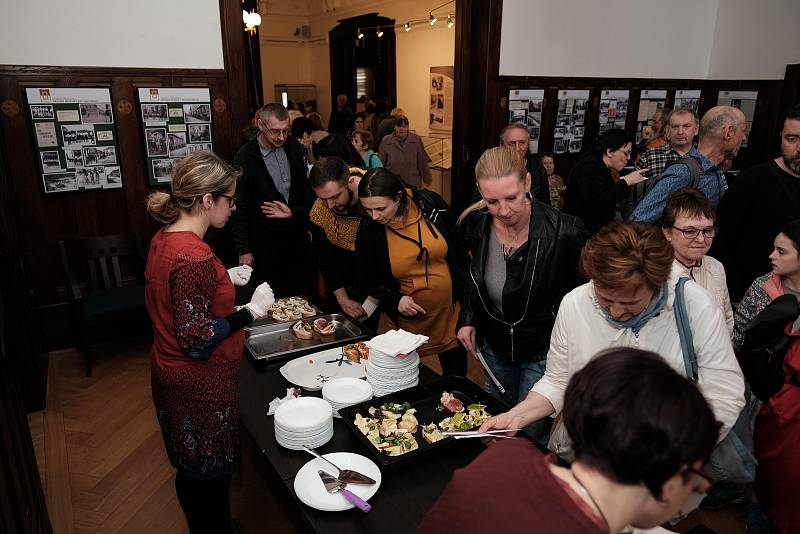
[145,151,274,533]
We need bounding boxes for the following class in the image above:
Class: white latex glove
[245,282,274,319]
[227,264,253,286]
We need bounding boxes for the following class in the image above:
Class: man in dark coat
[229,103,315,297]
[327,94,354,135]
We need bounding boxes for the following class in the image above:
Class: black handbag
[739,294,800,401]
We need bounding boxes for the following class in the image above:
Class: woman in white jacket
[481,222,745,451]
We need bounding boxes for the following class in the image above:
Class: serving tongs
[475,347,505,394]
[302,446,376,485]
[442,428,521,440]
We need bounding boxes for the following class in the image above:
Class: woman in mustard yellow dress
[356,168,469,376]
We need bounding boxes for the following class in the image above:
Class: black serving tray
[338,375,509,467]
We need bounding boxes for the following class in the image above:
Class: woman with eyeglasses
[738,219,800,534]
[457,147,587,445]
[480,223,744,495]
[419,348,720,534]
[562,129,649,234]
[145,151,275,533]
[356,168,468,376]
[662,188,733,335]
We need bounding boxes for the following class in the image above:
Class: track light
[404,22,411,32]
[357,29,364,39]
[376,28,384,37]
[429,12,437,25]
[447,15,454,28]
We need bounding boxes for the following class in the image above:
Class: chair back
[58,233,143,297]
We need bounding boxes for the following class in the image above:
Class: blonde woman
[457,147,587,444]
[145,151,274,533]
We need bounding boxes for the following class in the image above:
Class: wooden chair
[58,234,149,376]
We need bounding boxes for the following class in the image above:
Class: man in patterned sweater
[636,107,699,176]
[308,157,377,321]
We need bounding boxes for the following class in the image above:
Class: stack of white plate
[322,377,373,412]
[274,397,334,450]
[366,349,420,397]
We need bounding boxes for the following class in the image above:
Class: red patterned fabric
[145,229,244,478]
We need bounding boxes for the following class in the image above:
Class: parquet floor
[27,339,745,533]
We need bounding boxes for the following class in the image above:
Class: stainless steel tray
[245,313,371,362]
[245,295,323,329]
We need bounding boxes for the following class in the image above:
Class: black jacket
[562,153,629,234]
[356,187,469,323]
[229,136,315,292]
[458,202,587,362]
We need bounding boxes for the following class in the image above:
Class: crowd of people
[143,100,800,533]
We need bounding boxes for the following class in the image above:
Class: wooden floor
[28,340,745,533]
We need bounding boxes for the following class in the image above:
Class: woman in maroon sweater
[418,348,719,534]
[145,151,274,533]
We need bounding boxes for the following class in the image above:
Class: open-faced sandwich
[343,341,369,363]
[438,402,492,433]
[292,320,314,339]
[313,317,336,335]
[354,402,420,456]
[422,423,446,444]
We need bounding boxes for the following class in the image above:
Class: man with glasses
[230,103,315,296]
[631,106,747,224]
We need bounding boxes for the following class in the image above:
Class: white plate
[274,397,333,431]
[294,453,382,511]
[322,377,373,405]
[280,348,367,391]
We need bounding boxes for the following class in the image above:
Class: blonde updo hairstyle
[146,150,240,225]
[458,146,527,223]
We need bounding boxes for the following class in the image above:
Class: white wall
[500,0,799,80]
[499,0,718,79]
[0,0,223,69]
[707,0,800,79]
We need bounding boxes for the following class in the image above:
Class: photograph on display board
[80,103,113,124]
[597,90,630,138]
[83,146,117,166]
[96,130,114,142]
[188,143,213,152]
[43,172,77,193]
[183,103,211,123]
[76,166,105,188]
[188,123,211,143]
[64,148,83,168]
[57,109,80,122]
[61,124,96,147]
[142,104,169,123]
[105,166,122,186]
[152,159,176,182]
[554,90,589,154]
[146,128,168,157]
[40,151,63,173]
[168,133,188,157]
[30,105,54,120]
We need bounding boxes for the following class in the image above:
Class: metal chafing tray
[245,313,371,362]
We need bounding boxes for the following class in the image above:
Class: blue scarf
[601,285,668,334]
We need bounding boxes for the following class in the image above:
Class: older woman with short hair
[481,223,744,465]
[662,187,733,335]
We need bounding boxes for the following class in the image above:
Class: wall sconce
[243,9,262,35]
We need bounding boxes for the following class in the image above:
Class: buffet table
[239,353,499,533]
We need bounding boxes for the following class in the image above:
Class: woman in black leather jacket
[457,147,587,444]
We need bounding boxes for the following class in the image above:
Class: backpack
[618,156,702,220]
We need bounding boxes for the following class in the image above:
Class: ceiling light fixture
[447,15,454,28]
[404,22,411,32]
[429,12,438,25]
[357,29,364,39]
[376,28,384,37]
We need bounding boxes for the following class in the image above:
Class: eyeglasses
[671,226,718,240]
[685,465,715,492]
[214,193,236,208]
[266,128,290,138]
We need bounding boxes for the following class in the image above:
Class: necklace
[571,470,610,532]
[496,208,530,260]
